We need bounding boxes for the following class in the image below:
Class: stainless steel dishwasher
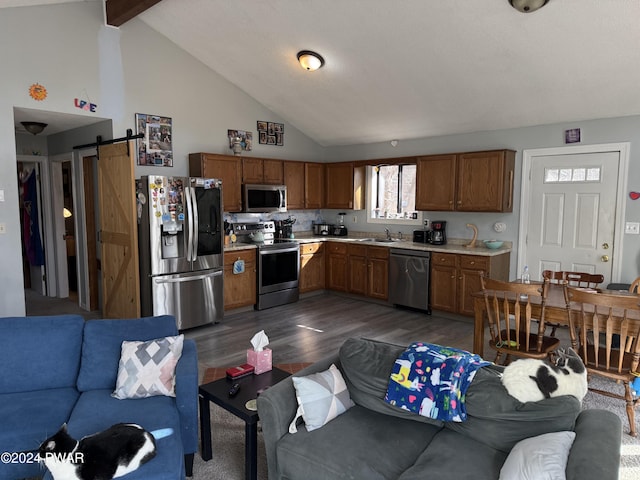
[389,248,431,313]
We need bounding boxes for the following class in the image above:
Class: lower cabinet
[299,242,325,293]
[326,242,348,292]
[223,249,256,311]
[430,252,510,316]
[347,244,389,300]
[368,247,389,300]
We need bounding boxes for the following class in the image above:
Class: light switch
[0,223,5,234]
[0,189,4,202]
[625,222,640,234]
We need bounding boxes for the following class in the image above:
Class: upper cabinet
[189,153,242,212]
[283,161,305,210]
[416,149,515,212]
[415,154,457,211]
[242,157,283,185]
[324,162,365,210]
[305,162,324,209]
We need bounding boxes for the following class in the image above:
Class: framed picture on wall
[257,120,284,146]
[135,113,173,166]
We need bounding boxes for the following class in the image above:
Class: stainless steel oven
[257,241,300,310]
[233,221,300,310]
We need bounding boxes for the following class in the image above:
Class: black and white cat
[39,423,156,480]
[501,348,588,403]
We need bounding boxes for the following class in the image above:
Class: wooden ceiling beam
[106,0,163,27]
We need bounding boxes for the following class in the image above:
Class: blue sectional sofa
[0,314,198,480]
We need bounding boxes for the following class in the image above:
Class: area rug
[193,365,639,480]
[194,364,311,480]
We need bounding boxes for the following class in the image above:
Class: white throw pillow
[288,364,354,433]
[112,334,184,399]
[499,431,576,480]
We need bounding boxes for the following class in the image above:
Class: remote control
[229,383,241,397]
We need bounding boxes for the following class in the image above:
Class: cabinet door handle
[507,170,514,210]
[469,261,475,265]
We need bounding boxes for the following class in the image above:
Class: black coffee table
[199,367,291,480]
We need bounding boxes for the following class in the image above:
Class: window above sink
[366,164,422,226]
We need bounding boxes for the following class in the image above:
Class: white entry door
[523,150,621,285]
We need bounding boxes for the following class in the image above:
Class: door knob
[602,243,609,249]
[601,255,609,262]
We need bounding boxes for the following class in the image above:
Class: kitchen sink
[356,238,401,243]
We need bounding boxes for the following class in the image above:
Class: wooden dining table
[471,282,637,357]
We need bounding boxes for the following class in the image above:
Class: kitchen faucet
[385,228,391,240]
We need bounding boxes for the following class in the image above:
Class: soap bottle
[521,266,531,284]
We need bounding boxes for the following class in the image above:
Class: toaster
[413,230,429,244]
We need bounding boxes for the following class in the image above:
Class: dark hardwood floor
[23,288,478,381]
[184,292,476,378]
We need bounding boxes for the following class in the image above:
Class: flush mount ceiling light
[21,121,48,135]
[297,50,325,71]
[509,0,549,13]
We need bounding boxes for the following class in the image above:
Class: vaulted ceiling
[6,0,640,146]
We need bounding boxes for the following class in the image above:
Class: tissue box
[247,348,272,375]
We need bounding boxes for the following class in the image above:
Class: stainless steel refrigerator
[137,176,223,329]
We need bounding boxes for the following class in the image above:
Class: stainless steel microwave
[242,184,287,213]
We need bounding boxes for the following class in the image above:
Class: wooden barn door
[97,142,140,318]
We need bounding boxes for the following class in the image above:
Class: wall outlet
[352,216,357,223]
[0,223,6,234]
[625,222,640,234]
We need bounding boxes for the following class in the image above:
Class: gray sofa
[257,338,621,480]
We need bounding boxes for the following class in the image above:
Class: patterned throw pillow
[288,364,354,433]
[112,334,184,399]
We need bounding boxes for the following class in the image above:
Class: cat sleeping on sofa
[501,348,588,403]
[39,423,156,480]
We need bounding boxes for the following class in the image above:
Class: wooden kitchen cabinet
[430,251,510,316]
[348,244,368,295]
[263,159,284,184]
[242,157,283,184]
[325,163,365,210]
[223,249,256,310]
[326,242,348,292]
[430,253,458,312]
[416,150,515,212]
[457,150,515,212]
[367,246,389,300]
[284,161,305,209]
[305,162,325,209]
[299,242,325,293]
[347,244,389,300]
[415,154,457,211]
[189,153,242,212]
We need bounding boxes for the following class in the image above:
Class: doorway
[14,107,110,317]
[518,143,630,285]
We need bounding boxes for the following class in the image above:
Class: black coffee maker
[427,220,447,245]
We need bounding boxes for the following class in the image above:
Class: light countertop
[224,233,511,257]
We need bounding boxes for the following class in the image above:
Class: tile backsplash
[225,210,324,232]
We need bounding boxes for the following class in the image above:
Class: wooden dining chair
[563,285,640,436]
[629,277,640,294]
[480,276,559,365]
[542,270,604,288]
[542,270,605,336]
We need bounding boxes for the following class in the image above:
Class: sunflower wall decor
[28,83,47,101]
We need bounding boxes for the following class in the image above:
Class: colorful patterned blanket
[384,342,490,422]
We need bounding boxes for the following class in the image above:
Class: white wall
[0,1,324,316]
